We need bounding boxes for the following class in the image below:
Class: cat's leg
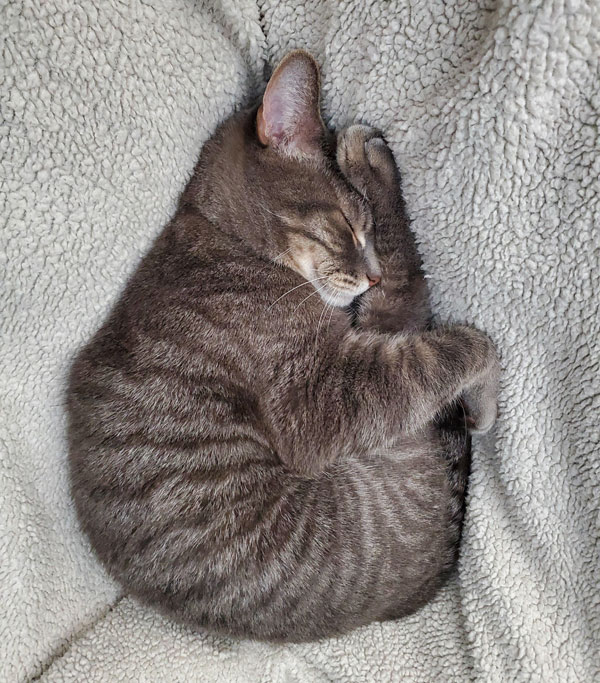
[337,124,430,334]
[337,125,498,436]
[266,322,499,476]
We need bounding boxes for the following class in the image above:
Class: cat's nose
[367,274,381,287]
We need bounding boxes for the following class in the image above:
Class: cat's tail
[435,400,472,548]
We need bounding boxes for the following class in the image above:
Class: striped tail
[435,400,472,542]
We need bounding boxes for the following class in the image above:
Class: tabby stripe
[348,465,388,613]
[254,486,325,619]
[288,490,342,628]
[232,489,317,616]
[323,470,362,614]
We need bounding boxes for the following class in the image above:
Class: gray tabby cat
[67,51,499,642]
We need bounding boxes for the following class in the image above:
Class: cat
[67,50,499,642]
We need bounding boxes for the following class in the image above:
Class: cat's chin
[318,287,363,308]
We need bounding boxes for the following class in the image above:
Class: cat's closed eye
[281,207,381,307]
[338,209,370,248]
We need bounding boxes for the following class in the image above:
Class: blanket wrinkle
[1,0,598,681]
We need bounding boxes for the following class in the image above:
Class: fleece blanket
[1,0,598,680]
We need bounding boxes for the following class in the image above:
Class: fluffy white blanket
[1,1,598,680]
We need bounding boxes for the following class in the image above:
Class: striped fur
[67,52,498,641]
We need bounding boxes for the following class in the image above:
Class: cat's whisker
[256,202,290,222]
[258,247,293,277]
[272,247,292,263]
[314,298,332,345]
[293,286,323,312]
[325,294,339,333]
[268,276,329,309]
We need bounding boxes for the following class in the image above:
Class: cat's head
[192,50,383,308]
[253,51,382,308]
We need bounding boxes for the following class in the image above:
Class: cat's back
[69,205,289,397]
[66,210,292,574]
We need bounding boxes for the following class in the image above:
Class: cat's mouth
[289,257,373,308]
[317,280,370,308]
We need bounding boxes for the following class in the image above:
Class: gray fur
[67,51,499,642]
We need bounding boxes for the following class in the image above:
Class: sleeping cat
[67,50,499,642]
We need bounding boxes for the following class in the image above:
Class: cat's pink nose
[367,274,381,288]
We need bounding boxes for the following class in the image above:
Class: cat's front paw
[461,366,500,435]
[336,125,399,200]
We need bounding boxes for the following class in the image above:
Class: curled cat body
[67,51,499,642]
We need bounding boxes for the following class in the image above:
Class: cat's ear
[256,50,324,157]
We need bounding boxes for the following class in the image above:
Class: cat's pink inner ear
[257,50,324,156]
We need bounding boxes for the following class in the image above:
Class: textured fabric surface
[1,0,598,681]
